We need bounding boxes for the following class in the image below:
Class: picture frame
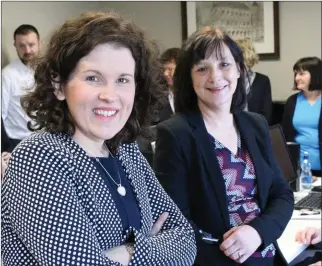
[181,1,280,60]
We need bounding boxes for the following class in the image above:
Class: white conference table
[277,178,321,265]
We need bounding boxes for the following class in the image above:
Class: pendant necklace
[94,146,126,197]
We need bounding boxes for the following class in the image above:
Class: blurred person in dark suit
[153,47,181,124]
[236,39,273,125]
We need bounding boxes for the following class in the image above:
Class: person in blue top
[282,57,322,177]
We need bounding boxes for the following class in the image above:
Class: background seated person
[281,57,322,177]
[154,47,181,124]
[136,48,181,166]
[2,24,42,149]
[235,39,273,125]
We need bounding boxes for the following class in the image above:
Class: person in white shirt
[2,24,42,149]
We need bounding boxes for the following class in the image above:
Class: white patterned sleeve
[1,141,122,266]
[127,145,197,266]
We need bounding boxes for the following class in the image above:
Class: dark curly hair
[21,11,167,152]
[174,26,247,114]
[293,57,322,91]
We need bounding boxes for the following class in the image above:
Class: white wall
[253,1,322,101]
[1,1,104,66]
[2,1,321,101]
[1,1,182,65]
[98,1,183,52]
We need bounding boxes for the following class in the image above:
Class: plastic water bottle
[300,152,312,191]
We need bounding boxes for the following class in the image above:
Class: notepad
[277,218,321,263]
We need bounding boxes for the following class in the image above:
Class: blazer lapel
[117,144,151,235]
[186,111,231,228]
[234,112,268,208]
[63,135,125,234]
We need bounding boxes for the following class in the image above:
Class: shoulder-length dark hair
[293,57,322,91]
[21,11,166,152]
[174,26,247,114]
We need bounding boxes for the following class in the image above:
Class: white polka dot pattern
[1,132,196,265]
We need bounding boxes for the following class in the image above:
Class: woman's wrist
[104,244,133,265]
[125,243,134,258]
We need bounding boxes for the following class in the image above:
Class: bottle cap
[303,151,309,159]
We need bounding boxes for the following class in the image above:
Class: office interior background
[2,1,322,102]
[1,2,322,266]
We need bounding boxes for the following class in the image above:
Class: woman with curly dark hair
[1,11,196,266]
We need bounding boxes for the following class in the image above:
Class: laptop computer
[269,125,321,210]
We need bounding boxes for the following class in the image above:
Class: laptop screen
[269,125,298,182]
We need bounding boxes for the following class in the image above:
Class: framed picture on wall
[181,1,280,60]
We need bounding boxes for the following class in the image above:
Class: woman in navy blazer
[154,26,294,266]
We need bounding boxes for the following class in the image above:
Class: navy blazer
[2,132,196,266]
[154,110,294,266]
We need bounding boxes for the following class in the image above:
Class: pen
[199,230,222,244]
[202,236,220,243]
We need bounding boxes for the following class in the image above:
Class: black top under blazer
[281,92,322,175]
[154,110,294,266]
[247,72,273,125]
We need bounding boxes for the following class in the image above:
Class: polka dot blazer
[2,132,196,265]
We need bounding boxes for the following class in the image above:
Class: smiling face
[294,69,311,91]
[54,43,136,148]
[191,43,240,112]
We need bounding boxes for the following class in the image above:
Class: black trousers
[9,138,22,150]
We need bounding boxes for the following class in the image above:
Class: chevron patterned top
[209,132,276,258]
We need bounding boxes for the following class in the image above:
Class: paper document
[277,217,321,263]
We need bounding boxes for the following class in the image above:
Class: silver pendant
[117,185,126,196]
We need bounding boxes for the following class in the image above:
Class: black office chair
[286,142,300,174]
[271,101,286,125]
[269,124,298,186]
